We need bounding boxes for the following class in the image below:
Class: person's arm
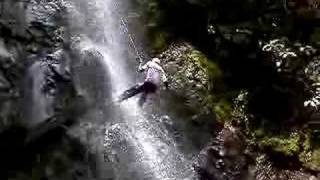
[160,67,169,89]
[138,61,149,72]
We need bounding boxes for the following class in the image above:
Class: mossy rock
[304,148,320,171]
[185,50,222,78]
[185,49,233,121]
[150,30,169,53]
[160,43,234,122]
[299,131,320,171]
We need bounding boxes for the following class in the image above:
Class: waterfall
[67,0,199,179]
[24,61,54,127]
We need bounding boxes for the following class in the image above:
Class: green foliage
[133,0,170,52]
[212,98,233,121]
[253,127,265,138]
[135,0,161,24]
[251,124,320,171]
[299,131,320,171]
[306,149,320,171]
[187,50,222,80]
[149,30,169,52]
[135,0,320,173]
[259,132,301,156]
[311,28,320,45]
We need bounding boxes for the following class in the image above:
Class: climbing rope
[113,1,145,64]
[120,17,143,63]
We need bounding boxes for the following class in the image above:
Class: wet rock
[27,0,68,27]
[0,1,106,179]
[194,125,250,180]
[159,42,214,118]
[71,47,111,108]
[0,71,10,90]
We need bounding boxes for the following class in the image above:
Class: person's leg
[138,92,147,107]
[137,82,158,107]
[153,88,161,108]
[118,83,144,102]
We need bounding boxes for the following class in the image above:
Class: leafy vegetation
[259,132,301,157]
[134,0,320,173]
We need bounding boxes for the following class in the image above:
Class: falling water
[24,60,54,127]
[68,0,199,179]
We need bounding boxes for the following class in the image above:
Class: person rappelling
[117,57,169,106]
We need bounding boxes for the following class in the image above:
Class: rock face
[193,125,320,180]
[194,125,250,180]
[71,48,111,108]
[157,41,320,180]
[158,43,249,179]
[0,0,71,128]
[159,42,216,120]
[161,43,209,97]
[0,1,96,179]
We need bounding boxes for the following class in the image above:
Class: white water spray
[69,0,198,179]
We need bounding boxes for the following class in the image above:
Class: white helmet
[152,57,161,64]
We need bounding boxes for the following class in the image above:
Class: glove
[136,57,142,63]
[137,63,143,72]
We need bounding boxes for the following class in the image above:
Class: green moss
[212,99,233,121]
[299,131,320,171]
[310,28,320,44]
[300,145,320,171]
[149,30,169,52]
[259,132,301,156]
[185,49,233,122]
[254,128,265,138]
[252,128,320,171]
[186,50,222,80]
[306,148,320,171]
[134,0,170,52]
